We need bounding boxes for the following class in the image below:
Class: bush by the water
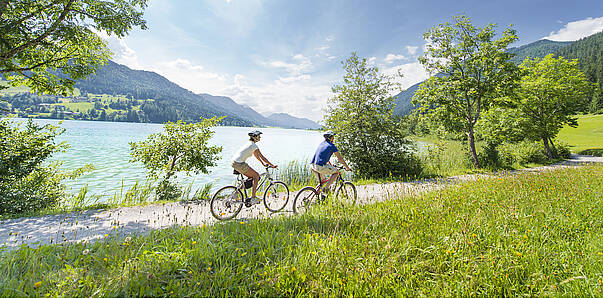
[0,119,68,215]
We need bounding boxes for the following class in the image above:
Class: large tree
[0,0,148,96]
[324,52,420,179]
[413,15,519,168]
[515,54,594,159]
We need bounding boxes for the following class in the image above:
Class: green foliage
[0,0,148,95]
[1,165,601,296]
[556,31,603,96]
[515,54,595,159]
[0,119,67,214]
[129,117,223,199]
[414,15,520,168]
[325,52,421,178]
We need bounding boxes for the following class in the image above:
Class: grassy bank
[558,114,603,156]
[1,164,601,296]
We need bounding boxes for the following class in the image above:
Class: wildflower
[34,281,42,288]
[82,249,90,255]
[103,258,108,262]
[125,237,131,243]
[240,221,245,225]
[192,241,197,245]
[241,252,247,257]
[104,234,109,238]
[291,266,296,272]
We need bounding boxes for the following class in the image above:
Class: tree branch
[1,0,76,60]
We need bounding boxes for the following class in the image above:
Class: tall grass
[1,164,600,296]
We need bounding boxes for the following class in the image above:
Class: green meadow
[1,164,601,296]
[558,114,603,156]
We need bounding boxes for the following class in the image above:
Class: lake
[8,118,324,200]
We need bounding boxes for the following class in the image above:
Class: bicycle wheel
[263,181,290,212]
[334,182,357,205]
[293,186,319,214]
[210,186,244,220]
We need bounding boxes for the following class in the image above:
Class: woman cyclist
[231,130,277,205]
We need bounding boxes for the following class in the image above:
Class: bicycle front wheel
[263,181,290,212]
[335,182,357,205]
[210,186,244,220]
[293,186,319,214]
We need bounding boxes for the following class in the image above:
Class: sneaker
[247,196,261,205]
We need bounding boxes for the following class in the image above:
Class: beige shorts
[231,161,251,174]
[310,163,338,176]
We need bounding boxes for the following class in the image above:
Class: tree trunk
[542,137,554,160]
[467,128,481,168]
[548,137,557,157]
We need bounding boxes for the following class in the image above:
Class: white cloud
[264,54,313,76]
[545,16,603,41]
[384,54,406,64]
[406,46,419,55]
[367,57,377,65]
[382,61,430,91]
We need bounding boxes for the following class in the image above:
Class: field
[558,114,603,156]
[1,164,601,296]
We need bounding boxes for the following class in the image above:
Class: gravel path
[1,154,601,251]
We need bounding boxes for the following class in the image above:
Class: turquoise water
[9,119,323,200]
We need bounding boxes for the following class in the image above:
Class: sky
[101,0,603,122]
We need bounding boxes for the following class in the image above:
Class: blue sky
[102,0,603,121]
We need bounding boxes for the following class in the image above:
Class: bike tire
[293,186,319,214]
[263,181,290,212]
[210,186,244,220]
[334,182,357,205]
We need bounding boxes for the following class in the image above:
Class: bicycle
[292,165,357,214]
[210,165,290,220]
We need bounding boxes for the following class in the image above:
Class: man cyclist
[231,130,277,205]
[310,131,351,197]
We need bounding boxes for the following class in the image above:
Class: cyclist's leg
[321,165,339,190]
[241,167,260,198]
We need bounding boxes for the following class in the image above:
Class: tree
[0,0,148,96]
[129,117,223,200]
[413,15,519,168]
[324,53,421,179]
[515,54,594,159]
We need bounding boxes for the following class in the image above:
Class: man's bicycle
[292,166,357,214]
[210,165,290,220]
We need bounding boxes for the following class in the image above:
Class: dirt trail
[1,154,601,251]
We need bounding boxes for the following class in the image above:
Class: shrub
[0,119,67,215]
[499,141,548,165]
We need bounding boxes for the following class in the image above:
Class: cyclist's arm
[334,152,351,171]
[253,150,277,168]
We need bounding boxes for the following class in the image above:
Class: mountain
[267,113,322,130]
[198,93,273,126]
[507,39,572,64]
[392,36,597,116]
[73,60,320,128]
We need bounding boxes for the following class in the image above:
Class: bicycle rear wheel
[263,181,290,212]
[334,182,357,205]
[210,186,244,220]
[293,186,319,214]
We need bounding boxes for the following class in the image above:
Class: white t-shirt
[232,141,259,163]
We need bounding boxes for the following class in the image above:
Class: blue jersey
[311,141,338,166]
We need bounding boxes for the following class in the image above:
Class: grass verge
[1,164,601,296]
[558,114,603,155]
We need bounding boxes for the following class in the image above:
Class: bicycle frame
[235,165,275,199]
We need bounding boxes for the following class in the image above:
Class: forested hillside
[556,31,602,90]
[75,61,253,126]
